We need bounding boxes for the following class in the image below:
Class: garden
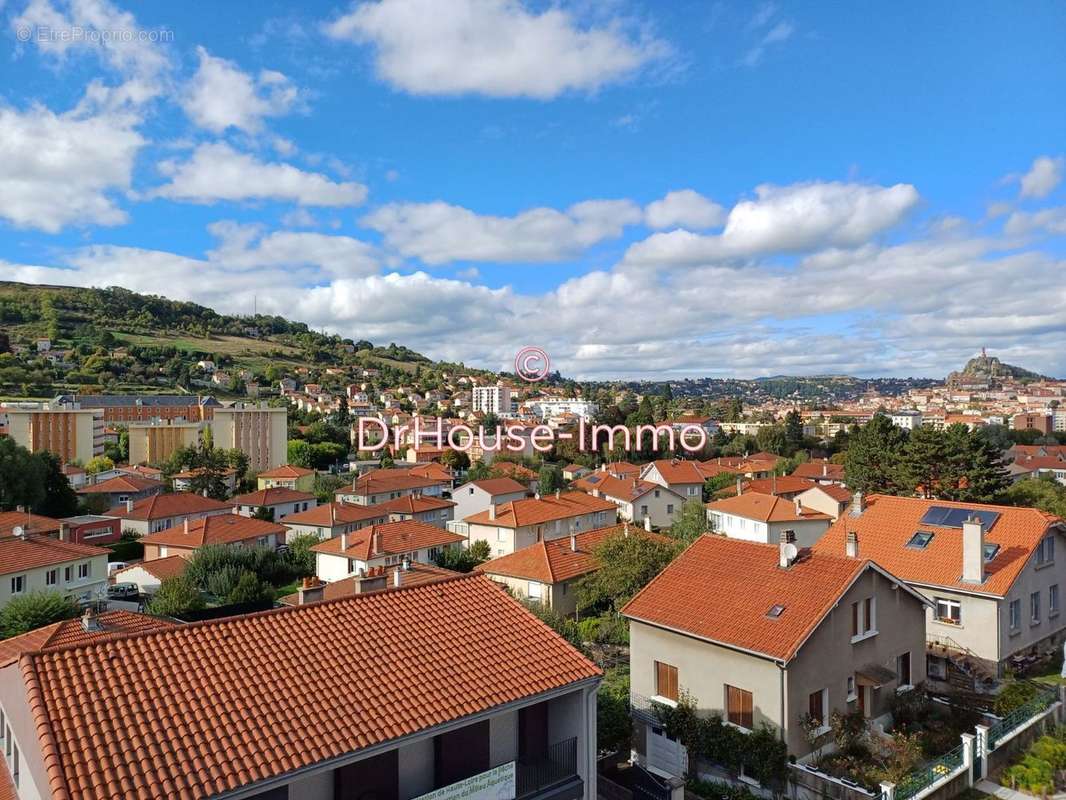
[999,726,1066,795]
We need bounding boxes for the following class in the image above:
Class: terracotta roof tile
[257,465,315,479]
[0,535,108,575]
[464,491,616,528]
[21,574,600,800]
[623,535,868,661]
[813,494,1063,597]
[0,611,176,668]
[278,562,460,605]
[0,511,62,538]
[231,487,315,506]
[77,474,164,495]
[792,460,846,481]
[378,494,456,514]
[105,493,232,521]
[706,492,832,522]
[141,515,286,549]
[281,502,388,527]
[113,555,188,582]
[742,476,818,496]
[311,520,465,561]
[480,523,672,584]
[459,477,528,496]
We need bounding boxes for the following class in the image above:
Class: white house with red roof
[464,491,617,558]
[0,532,109,610]
[451,477,529,524]
[312,521,466,580]
[231,486,317,521]
[571,473,685,529]
[281,501,390,541]
[814,493,1066,681]
[706,491,833,548]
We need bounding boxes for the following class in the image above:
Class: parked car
[107,582,139,600]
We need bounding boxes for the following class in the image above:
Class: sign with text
[413,761,516,800]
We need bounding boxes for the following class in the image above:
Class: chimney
[371,528,382,557]
[555,489,561,499]
[779,529,797,569]
[534,492,541,500]
[231,505,240,515]
[340,530,348,551]
[297,577,325,605]
[849,491,865,518]
[736,476,742,497]
[570,532,577,552]
[183,518,189,535]
[822,462,828,477]
[962,514,985,583]
[644,515,652,532]
[772,474,777,495]
[125,499,134,513]
[402,555,411,571]
[846,531,859,559]
[488,503,496,521]
[600,463,607,472]
[58,523,68,542]
[330,503,337,526]
[394,568,403,588]
[80,608,102,632]
[794,497,803,517]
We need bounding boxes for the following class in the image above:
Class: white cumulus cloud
[644,189,725,230]
[183,47,301,134]
[1019,155,1064,199]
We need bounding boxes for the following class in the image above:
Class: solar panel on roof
[919,506,953,526]
[919,505,1000,530]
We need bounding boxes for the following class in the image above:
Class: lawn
[117,332,301,358]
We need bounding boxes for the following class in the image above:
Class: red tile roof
[257,464,315,479]
[0,611,177,668]
[706,492,832,523]
[344,469,446,495]
[603,461,641,478]
[742,476,818,496]
[491,461,537,480]
[792,460,846,481]
[281,502,388,527]
[311,520,466,561]
[460,477,528,496]
[572,473,683,502]
[231,486,315,506]
[20,574,600,800]
[0,511,62,538]
[0,535,108,575]
[105,493,232,521]
[278,562,460,604]
[480,523,672,584]
[623,536,872,661]
[77,474,163,495]
[643,459,709,485]
[465,491,617,528]
[378,494,456,514]
[113,555,188,582]
[141,515,287,549]
[813,494,1064,597]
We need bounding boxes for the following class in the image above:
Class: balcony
[516,737,581,800]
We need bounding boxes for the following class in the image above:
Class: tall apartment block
[2,402,105,464]
[210,403,288,473]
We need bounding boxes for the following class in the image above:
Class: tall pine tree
[843,413,907,495]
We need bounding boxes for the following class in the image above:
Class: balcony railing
[516,736,578,798]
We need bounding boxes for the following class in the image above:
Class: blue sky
[1,0,1064,378]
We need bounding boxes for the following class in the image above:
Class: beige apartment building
[127,419,202,465]
[209,402,287,473]
[2,402,104,464]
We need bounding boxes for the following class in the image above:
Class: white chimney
[846,531,859,559]
[183,518,189,534]
[58,523,68,542]
[555,489,561,499]
[849,491,865,518]
[340,530,348,551]
[570,532,577,552]
[822,462,828,477]
[736,477,742,496]
[962,515,985,583]
[394,568,402,588]
[794,497,803,516]
[779,529,797,569]
[125,499,134,512]
[488,504,496,521]
[644,515,652,532]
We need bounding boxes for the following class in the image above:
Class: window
[907,531,934,549]
[654,490,661,498]
[527,581,542,601]
[1038,536,1055,565]
[64,566,72,582]
[851,597,876,638]
[846,676,856,699]
[497,528,508,542]
[687,486,698,496]
[45,569,58,586]
[1010,599,1021,630]
[767,604,785,618]
[934,598,961,625]
[667,504,674,514]
[655,661,679,702]
[77,562,90,580]
[984,543,1001,561]
[9,576,25,595]
[1052,585,1060,617]
[1031,591,1041,624]
[726,685,753,730]
[640,505,648,516]
[897,652,912,687]
[11,741,17,787]
[808,689,827,727]
[256,537,268,546]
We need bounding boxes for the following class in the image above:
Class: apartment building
[623,535,929,771]
[706,492,833,548]
[2,402,104,463]
[813,494,1066,679]
[472,383,512,415]
[464,491,617,557]
[0,533,109,610]
[53,393,221,423]
[127,419,202,465]
[210,402,288,473]
[889,410,923,430]
[0,574,601,800]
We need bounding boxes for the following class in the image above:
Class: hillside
[0,281,445,398]
[947,350,1049,385]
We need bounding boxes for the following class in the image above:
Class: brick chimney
[297,576,325,604]
[962,514,985,584]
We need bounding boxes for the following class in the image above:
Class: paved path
[977,778,1034,800]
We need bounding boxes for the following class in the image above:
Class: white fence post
[974,724,990,780]
[880,781,895,800]
[960,733,975,787]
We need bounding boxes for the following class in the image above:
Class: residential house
[794,484,853,521]
[640,459,708,502]
[0,511,61,539]
[0,533,109,610]
[813,494,1066,681]
[738,475,817,499]
[562,464,592,481]
[491,461,540,491]
[278,562,461,606]
[103,493,233,535]
[141,513,288,560]
[572,473,684,529]
[792,459,847,485]
[0,574,600,800]
[58,515,122,546]
[335,469,446,505]
[257,464,316,492]
[623,534,929,770]
[0,609,175,667]
[231,487,317,521]
[451,478,529,525]
[111,555,188,595]
[171,467,238,495]
[465,491,618,558]
[601,461,642,479]
[312,521,467,581]
[281,502,390,542]
[706,492,833,548]
[480,523,670,616]
[378,494,456,527]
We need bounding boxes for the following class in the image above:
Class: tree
[35,451,79,518]
[288,439,312,468]
[148,575,205,618]
[844,413,907,495]
[597,668,633,755]
[0,437,46,511]
[466,460,492,481]
[784,410,805,455]
[670,498,709,543]
[576,532,679,613]
[703,472,739,502]
[434,540,491,572]
[0,591,80,638]
[538,464,562,495]
[440,448,470,472]
[998,475,1066,518]
[287,533,320,576]
[901,425,949,498]
[227,571,276,605]
[755,425,787,456]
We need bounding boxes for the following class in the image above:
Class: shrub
[995,679,1040,716]
[597,668,631,755]
[0,591,80,638]
[148,575,205,618]
[226,571,276,605]
[1002,754,1053,794]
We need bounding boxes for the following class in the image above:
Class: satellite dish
[782,542,799,563]
[12,525,24,538]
